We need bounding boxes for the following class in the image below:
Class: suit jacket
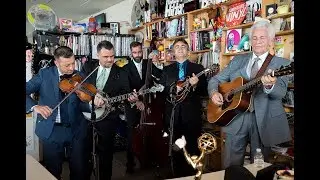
[123,58,163,91]
[26,66,90,141]
[81,60,131,120]
[160,60,208,129]
[207,53,292,146]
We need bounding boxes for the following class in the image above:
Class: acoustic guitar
[207,62,294,126]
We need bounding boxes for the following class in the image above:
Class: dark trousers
[41,125,90,180]
[171,123,202,178]
[125,108,139,169]
[88,115,119,180]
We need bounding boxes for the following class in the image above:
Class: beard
[133,56,142,63]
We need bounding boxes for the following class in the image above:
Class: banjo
[82,83,164,122]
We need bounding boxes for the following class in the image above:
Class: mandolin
[167,63,220,104]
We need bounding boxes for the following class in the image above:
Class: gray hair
[249,20,275,40]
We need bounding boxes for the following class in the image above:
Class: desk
[167,163,271,180]
[26,154,57,180]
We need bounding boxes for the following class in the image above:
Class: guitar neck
[107,89,151,104]
[233,76,262,94]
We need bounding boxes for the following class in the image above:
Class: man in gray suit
[208,20,292,168]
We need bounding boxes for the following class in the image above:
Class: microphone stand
[168,89,178,177]
[90,96,99,180]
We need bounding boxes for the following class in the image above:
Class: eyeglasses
[174,45,188,50]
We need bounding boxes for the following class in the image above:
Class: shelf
[223,22,254,30]
[223,51,252,56]
[129,26,145,32]
[167,35,188,41]
[276,30,294,36]
[267,12,294,20]
[164,13,187,21]
[283,104,294,108]
[190,27,214,33]
[190,49,212,54]
[288,83,294,89]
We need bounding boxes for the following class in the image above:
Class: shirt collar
[252,51,269,61]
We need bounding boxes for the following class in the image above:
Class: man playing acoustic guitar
[208,19,292,169]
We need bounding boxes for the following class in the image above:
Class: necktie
[250,57,260,79]
[249,57,260,112]
[178,63,185,81]
[96,68,107,90]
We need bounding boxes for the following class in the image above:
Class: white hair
[249,20,275,40]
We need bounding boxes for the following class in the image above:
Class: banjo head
[82,94,113,122]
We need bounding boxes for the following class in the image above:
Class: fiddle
[51,66,100,112]
[59,73,97,103]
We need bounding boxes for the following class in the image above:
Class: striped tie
[249,57,261,112]
[96,68,107,90]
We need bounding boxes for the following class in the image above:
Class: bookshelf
[128,0,294,170]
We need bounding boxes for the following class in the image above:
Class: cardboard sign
[165,0,184,17]
[226,1,247,27]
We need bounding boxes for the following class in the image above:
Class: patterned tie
[96,68,107,90]
[250,57,261,79]
[178,63,185,81]
[249,57,261,112]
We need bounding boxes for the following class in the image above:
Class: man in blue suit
[26,46,93,180]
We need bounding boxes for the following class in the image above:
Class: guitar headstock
[273,62,294,77]
[204,63,220,78]
[149,83,164,93]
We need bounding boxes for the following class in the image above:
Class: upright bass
[132,59,168,170]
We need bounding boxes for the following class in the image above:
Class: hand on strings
[261,69,277,88]
[33,105,52,119]
[189,73,199,87]
[128,89,139,103]
[93,93,105,107]
[176,85,183,93]
[151,54,160,63]
[135,101,145,111]
[211,92,224,106]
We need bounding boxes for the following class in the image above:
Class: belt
[54,123,71,127]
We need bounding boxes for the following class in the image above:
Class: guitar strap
[253,53,274,78]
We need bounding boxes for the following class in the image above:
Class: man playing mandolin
[208,20,292,169]
[159,38,208,178]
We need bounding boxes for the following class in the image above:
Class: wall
[78,0,136,34]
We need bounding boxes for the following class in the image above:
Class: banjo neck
[107,88,152,104]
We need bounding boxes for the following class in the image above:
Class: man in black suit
[123,41,163,173]
[159,38,208,178]
[81,40,138,180]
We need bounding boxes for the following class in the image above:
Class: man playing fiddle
[26,46,94,180]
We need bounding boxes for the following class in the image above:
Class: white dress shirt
[246,51,274,93]
[55,68,64,123]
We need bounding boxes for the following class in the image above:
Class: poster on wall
[225,28,242,53]
[165,0,185,17]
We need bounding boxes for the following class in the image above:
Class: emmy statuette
[175,133,217,180]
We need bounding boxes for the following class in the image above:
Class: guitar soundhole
[221,101,231,110]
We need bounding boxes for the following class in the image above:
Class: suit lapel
[240,53,253,80]
[51,66,60,103]
[129,60,142,81]
[142,59,147,83]
[102,65,116,93]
